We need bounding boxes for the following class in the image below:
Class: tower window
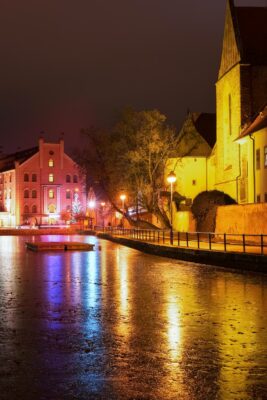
[32,173,37,182]
[192,179,196,186]
[66,190,71,199]
[264,146,267,168]
[49,159,54,167]
[32,190,37,198]
[49,189,54,199]
[66,175,71,183]
[32,205,37,213]
[73,175,78,183]
[24,189,29,198]
[24,173,29,182]
[24,205,29,214]
[49,173,54,183]
[256,149,261,170]
[228,93,232,136]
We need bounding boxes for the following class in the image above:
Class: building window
[257,194,261,203]
[24,205,29,214]
[4,190,7,199]
[49,189,54,199]
[73,175,78,183]
[32,205,37,213]
[66,190,71,199]
[66,174,71,183]
[49,173,54,183]
[24,173,29,182]
[264,146,267,168]
[192,179,196,186]
[228,93,232,136]
[32,190,37,198]
[9,190,12,199]
[9,175,12,182]
[256,149,261,170]
[32,173,37,182]
[49,158,54,167]
[24,189,29,198]
[48,204,56,213]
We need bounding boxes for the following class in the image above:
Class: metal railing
[95,227,267,255]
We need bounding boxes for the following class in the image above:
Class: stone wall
[216,203,267,234]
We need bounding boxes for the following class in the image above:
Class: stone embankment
[97,233,267,273]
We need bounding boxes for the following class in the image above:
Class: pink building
[0,138,86,227]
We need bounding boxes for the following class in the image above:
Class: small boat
[25,242,94,251]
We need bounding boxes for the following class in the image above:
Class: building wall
[166,157,208,202]
[216,203,267,235]
[173,211,196,232]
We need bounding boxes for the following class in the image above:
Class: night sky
[0,0,265,154]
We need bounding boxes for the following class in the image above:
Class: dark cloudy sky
[0,0,265,153]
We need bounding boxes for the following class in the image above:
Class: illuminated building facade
[168,0,267,206]
[0,138,86,227]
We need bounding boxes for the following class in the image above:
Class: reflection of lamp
[167,171,176,245]
[120,194,126,227]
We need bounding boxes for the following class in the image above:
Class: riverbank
[97,232,267,273]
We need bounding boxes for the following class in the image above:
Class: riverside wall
[97,233,267,274]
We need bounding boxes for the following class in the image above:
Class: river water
[0,235,267,400]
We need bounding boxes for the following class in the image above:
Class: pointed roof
[191,113,216,148]
[219,0,267,79]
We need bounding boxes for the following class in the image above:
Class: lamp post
[167,171,176,245]
[100,201,106,230]
[120,194,126,228]
[88,199,96,229]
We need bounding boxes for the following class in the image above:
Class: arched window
[66,190,71,199]
[73,175,78,183]
[49,173,54,183]
[32,205,37,213]
[48,204,56,213]
[24,205,29,214]
[24,189,29,198]
[32,173,37,182]
[48,189,54,199]
[48,158,54,167]
[24,173,29,182]
[66,174,71,183]
[32,190,37,198]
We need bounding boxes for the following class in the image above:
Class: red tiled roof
[0,147,38,172]
[238,104,267,139]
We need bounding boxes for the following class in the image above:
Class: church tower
[215,0,267,203]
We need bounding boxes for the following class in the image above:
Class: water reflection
[0,236,267,399]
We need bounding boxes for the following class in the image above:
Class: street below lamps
[167,171,176,245]
[119,194,126,228]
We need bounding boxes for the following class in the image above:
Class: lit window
[73,175,78,183]
[24,189,29,198]
[49,189,54,199]
[32,190,37,198]
[32,174,37,182]
[66,175,71,183]
[49,173,54,183]
[264,146,267,168]
[32,205,37,213]
[49,159,54,167]
[256,149,260,170]
[24,173,29,182]
[66,190,71,199]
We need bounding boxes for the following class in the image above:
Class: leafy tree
[78,108,198,228]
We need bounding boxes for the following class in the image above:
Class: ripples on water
[0,235,267,400]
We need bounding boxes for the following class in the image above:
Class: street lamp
[167,171,176,245]
[100,201,106,230]
[88,199,96,229]
[120,194,126,228]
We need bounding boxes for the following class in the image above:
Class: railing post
[261,234,264,255]
[242,234,246,253]
[197,232,200,249]
[163,231,165,244]
[178,231,180,246]
[224,233,227,252]
[158,231,160,243]
[186,232,189,247]
[209,233,212,250]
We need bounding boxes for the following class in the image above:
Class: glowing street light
[120,194,126,227]
[167,171,176,245]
